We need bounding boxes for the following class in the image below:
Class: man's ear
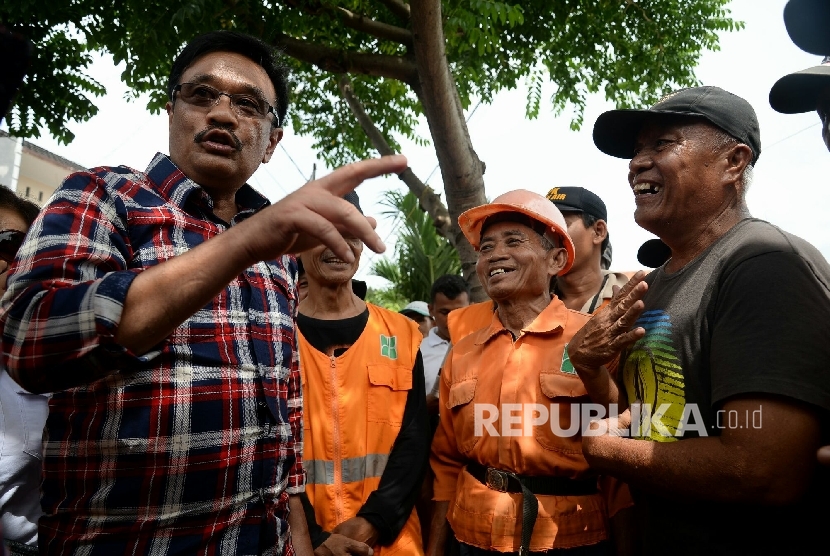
[722,143,752,187]
[547,246,568,276]
[593,219,608,246]
[262,126,283,163]
[166,101,174,122]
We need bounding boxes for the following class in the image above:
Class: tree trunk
[409,0,488,301]
[337,75,455,246]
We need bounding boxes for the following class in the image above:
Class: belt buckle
[485,468,508,492]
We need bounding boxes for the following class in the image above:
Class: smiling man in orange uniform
[427,190,613,556]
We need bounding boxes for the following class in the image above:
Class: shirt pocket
[367,364,412,426]
[534,370,590,455]
[445,378,481,454]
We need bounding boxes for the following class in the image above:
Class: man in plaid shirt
[0,30,406,555]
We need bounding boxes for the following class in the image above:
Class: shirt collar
[425,327,449,347]
[474,297,567,345]
[145,153,270,214]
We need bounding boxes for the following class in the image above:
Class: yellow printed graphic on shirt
[622,310,685,441]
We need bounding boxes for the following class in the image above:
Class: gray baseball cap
[770,56,830,114]
[593,86,761,165]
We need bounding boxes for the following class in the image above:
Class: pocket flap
[447,379,477,409]
[540,371,589,399]
[367,364,412,391]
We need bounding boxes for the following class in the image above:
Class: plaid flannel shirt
[0,153,304,555]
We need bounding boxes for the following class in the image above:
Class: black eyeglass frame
[171,82,280,127]
[0,229,26,264]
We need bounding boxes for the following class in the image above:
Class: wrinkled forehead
[182,51,276,99]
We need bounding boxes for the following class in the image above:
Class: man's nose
[628,150,652,184]
[206,94,239,125]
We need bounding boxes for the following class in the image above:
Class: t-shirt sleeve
[711,251,830,412]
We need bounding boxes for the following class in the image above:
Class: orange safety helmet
[458,189,575,275]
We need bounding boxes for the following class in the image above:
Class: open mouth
[489,267,513,277]
[633,183,662,195]
[196,128,242,151]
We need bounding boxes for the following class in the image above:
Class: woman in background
[0,187,43,555]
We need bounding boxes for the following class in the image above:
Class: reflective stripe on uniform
[305,453,389,485]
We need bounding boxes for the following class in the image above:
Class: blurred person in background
[0,188,43,556]
[400,301,433,338]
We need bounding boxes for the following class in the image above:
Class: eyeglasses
[172,82,279,126]
[0,229,25,263]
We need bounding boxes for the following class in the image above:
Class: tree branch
[274,34,417,83]
[376,0,412,22]
[280,0,412,45]
[337,75,454,245]
[332,6,413,46]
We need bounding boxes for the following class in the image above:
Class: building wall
[0,135,22,190]
[17,151,74,205]
[0,131,85,206]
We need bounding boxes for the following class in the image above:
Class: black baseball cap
[785,0,830,55]
[545,187,608,221]
[593,86,762,165]
[770,56,830,114]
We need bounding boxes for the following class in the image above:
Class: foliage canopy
[3,0,742,159]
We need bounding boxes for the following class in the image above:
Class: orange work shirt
[447,290,634,522]
[431,299,607,551]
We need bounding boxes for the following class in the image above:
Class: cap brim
[552,203,585,213]
[459,202,575,275]
[637,238,671,268]
[593,109,656,159]
[769,65,830,113]
[785,0,830,55]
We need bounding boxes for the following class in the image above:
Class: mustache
[193,126,243,151]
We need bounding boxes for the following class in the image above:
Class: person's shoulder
[564,306,592,329]
[368,303,420,332]
[604,270,634,288]
[447,300,496,344]
[724,219,829,271]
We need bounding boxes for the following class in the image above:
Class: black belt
[467,462,597,556]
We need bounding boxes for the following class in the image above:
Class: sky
[10,0,830,289]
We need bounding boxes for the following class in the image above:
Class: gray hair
[706,127,755,194]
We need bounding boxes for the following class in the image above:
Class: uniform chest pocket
[367,364,412,426]
[445,379,481,454]
[535,370,590,455]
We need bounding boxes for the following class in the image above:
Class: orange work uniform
[447,287,635,524]
[431,299,607,551]
[299,304,424,556]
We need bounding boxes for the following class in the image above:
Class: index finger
[314,155,408,198]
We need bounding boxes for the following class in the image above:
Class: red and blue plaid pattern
[0,153,304,554]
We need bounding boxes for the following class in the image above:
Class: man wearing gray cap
[566,86,830,555]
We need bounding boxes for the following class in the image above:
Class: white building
[0,130,85,206]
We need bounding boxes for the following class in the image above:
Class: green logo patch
[561,344,576,374]
[380,335,398,360]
